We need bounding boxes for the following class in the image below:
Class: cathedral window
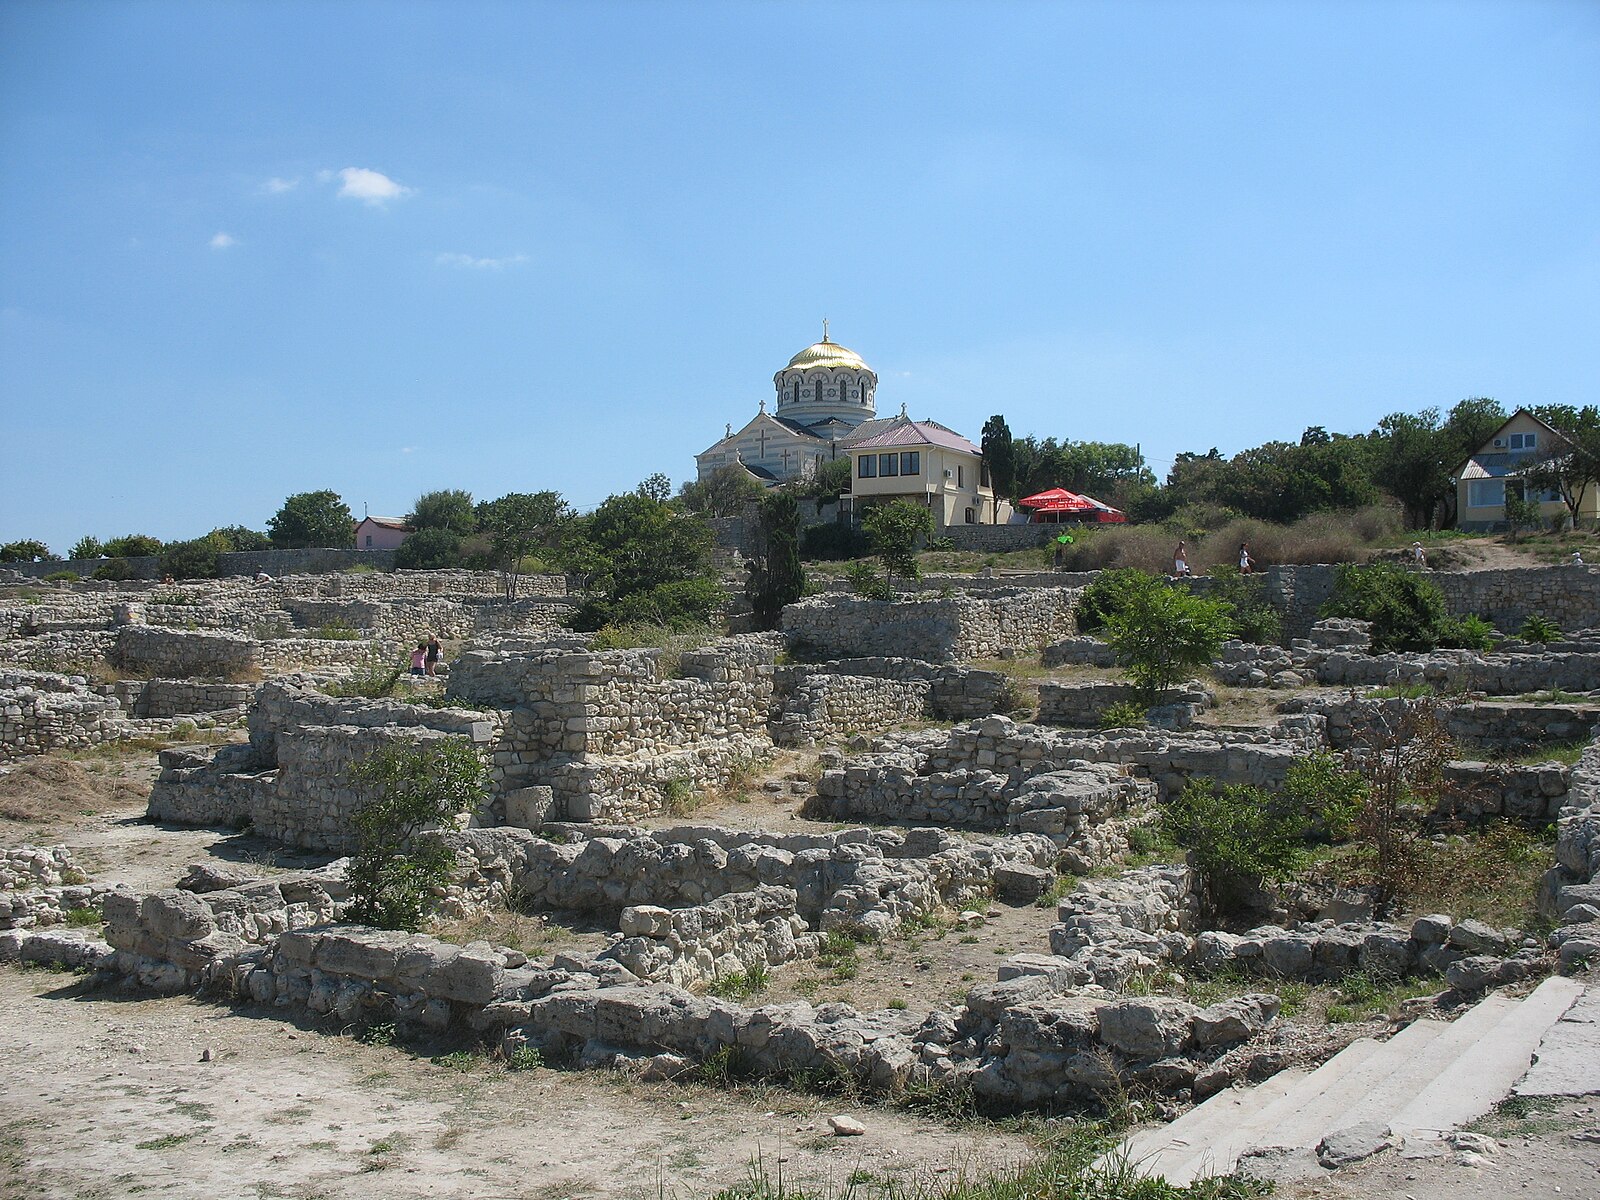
[792,379,800,405]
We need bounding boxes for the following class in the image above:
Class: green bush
[1101,575,1235,702]
[1320,561,1451,652]
[800,522,869,561]
[159,537,223,580]
[345,739,488,931]
[1439,613,1496,651]
[1203,567,1284,645]
[844,560,892,600]
[1519,613,1562,644]
[1073,568,1154,632]
[394,527,464,570]
[1162,780,1308,914]
[42,571,79,583]
[91,557,136,581]
[567,577,726,632]
[1098,700,1147,730]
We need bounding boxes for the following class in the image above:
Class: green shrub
[567,577,726,632]
[92,557,136,581]
[323,657,406,699]
[800,522,869,561]
[159,537,223,580]
[1163,780,1309,914]
[1098,700,1147,730]
[506,1044,543,1071]
[64,906,101,927]
[844,560,892,600]
[1203,566,1284,645]
[345,739,489,931]
[1439,613,1496,651]
[705,962,770,999]
[1281,751,1366,841]
[1519,613,1563,644]
[394,527,465,570]
[311,620,363,641]
[42,570,79,583]
[1101,575,1235,702]
[1320,561,1451,652]
[1073,567,1152,633]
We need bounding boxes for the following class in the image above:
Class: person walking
[409,641,428,677]
[425,634,442,677]
[1238,542,1254,574]
[1173,541,1190,577]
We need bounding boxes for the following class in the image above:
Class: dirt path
[0,967,1034,1200]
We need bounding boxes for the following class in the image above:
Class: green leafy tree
[1074,567,1160,633]
[1320,561,1451,652]
[102,534,164,558]
[92,557,136,581]
[1527,405,1600,530]
[406,489,477,535]
[268,490,354,549]
[560,485,723,630]
[69,536,105,560]
[1502,488,1540,542]
[747,491,804,629]
[0,540,55,563]
[1370,410,1452,529]
[475,490,573,600]
[861,499,932,592]
[159,535,226,579]
[207,526,273,552]
[798,456,853,506]
[1101,574,1235,702]
[980,415,1016,501]
[394,526,465,570]
[637,472,673,503]
[678,466,764,518]
[346,739,488,931]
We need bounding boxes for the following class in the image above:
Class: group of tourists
[1168,541,1254,577]
[409,634,444,677]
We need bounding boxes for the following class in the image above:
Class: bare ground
[0,968,1036,1200]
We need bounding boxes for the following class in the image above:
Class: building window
[900,451,919,476]
[791,380,800,405]
[879,452,899,477]
[964,507,975,524]
[980,462,991,487]
[858,455,877,479]
[1508,432,1538,451]
[1467,480,1505,508]
[957,464,964,487]
[365,534,373,547]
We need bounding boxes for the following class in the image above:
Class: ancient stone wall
[0,669,136,760]
[782,589,1078,663]
[111,625,260,679]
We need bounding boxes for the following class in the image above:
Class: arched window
[792,377,800,405]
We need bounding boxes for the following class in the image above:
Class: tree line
[980,399,1600,529]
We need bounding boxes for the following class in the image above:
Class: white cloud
[435,252,528,270]
[336,167,412,205]
[210,232,238,249]
[262,176,299,194]
[399,446,417,454]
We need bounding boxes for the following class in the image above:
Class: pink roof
[846,417,979,454]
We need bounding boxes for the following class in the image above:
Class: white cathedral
[694,325,885,485]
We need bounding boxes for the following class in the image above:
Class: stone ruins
[4,554,1600,1179]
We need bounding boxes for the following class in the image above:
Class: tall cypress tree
[981,414,1016,502]
[749,491,804,629]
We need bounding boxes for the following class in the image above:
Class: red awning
[1019,487,1091,509]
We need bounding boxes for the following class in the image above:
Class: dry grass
[427,906,610,958]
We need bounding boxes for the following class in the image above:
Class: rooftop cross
[822,317,829,343]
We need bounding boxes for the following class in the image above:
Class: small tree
[407,489,477,536]
[92,557,136,581]
[69,536,104,560]
[747,491,805,629]
[345,738,488,931]
[1502,488,1540,543]
[475,491,573,600]
[159,535,225,579]
[1101,575,1235,703]
[102,534,164,558]
[861,500,932,592]
[0,540,54,563]
[208,526,273,552]
[268,490,354,549]
[678,466,764,518]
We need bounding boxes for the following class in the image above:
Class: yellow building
[839,411,1004,531]
[1456,409,1598,531]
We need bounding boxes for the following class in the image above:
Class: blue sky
[2,0,1597,551]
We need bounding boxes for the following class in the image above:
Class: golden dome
[785,338,871,372]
